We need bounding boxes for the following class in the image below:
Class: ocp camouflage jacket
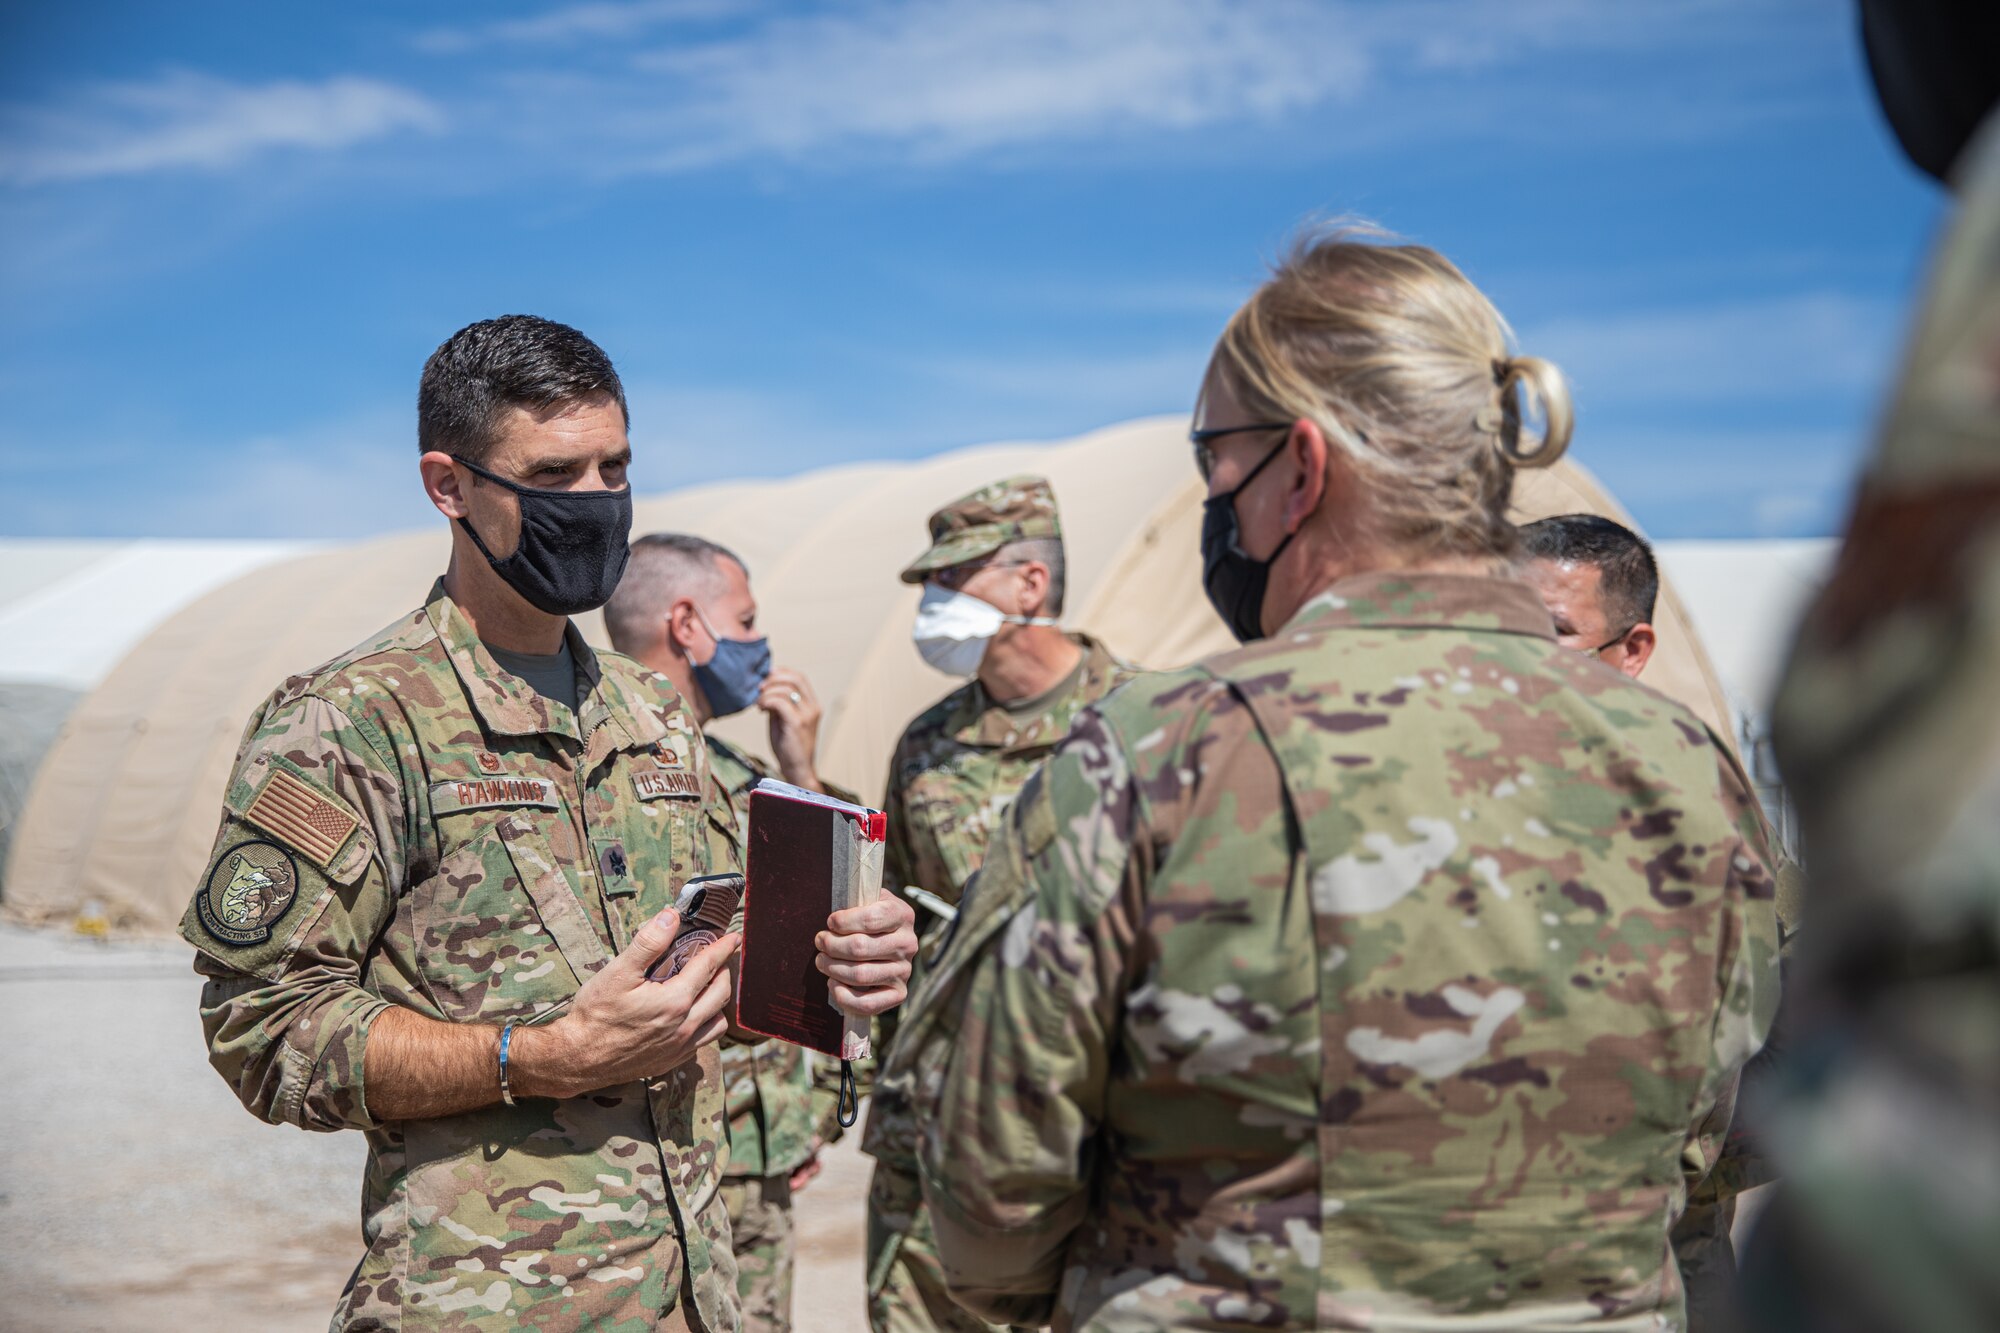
[896,571,1781,1331]
[862,632,1139,1299]
[182,579,739,1333]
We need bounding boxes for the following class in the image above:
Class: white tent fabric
[1654,540,1834,726]
[0,539,315,689]
[4,417,1734,933]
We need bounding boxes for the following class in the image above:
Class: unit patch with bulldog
[195,840,301,946]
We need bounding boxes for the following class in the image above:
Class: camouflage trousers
[867,1159,1024,1333]
[721,1172,795,1333]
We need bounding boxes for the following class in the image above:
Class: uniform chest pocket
[411,815,596,1023]
[912,783,1008,897]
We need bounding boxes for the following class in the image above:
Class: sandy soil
[0,921,1769,1333]
[0,923,872,1332]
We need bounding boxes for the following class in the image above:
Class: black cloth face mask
[1200,436,1298,643]
[453,456,633,616]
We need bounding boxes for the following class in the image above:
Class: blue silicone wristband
[498,1022,517,1106]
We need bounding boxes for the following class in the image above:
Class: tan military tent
[4,416,1732,933]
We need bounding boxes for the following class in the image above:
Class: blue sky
[0,0,1945,540]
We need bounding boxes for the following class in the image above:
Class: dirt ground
[0,922,871,1333]
[0,921,1771,1332]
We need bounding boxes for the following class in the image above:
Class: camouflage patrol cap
[898,474,1063,584]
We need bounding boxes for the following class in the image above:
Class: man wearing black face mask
[178,315,919,1333]
[607,531,861,1333]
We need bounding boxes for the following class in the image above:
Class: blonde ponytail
[1216,224,1575,558]
[1488,355,1573,469]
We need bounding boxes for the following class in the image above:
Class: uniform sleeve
[913,710,1147,1326]
[880,743,917,901]
[870,743,922,1059]
[181,692,405,1134]
[1681,742,1784,1198]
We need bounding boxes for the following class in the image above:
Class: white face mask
[911,582,1057,677]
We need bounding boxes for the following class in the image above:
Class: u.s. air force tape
[633,767,701,800]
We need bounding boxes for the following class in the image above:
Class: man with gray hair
[863,474,1138,1333]
[606,534,833,797]
[606,533,853,1333]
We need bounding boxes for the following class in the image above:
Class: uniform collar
[1285,570,1558,639]
[947,632,1119,750]
[703,731,765,797]
[424,578,650,749]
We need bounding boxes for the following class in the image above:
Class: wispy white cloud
[413,0,748,55]
[557,0,1802,173]
[0,406,440,539]
[619,0,1366,169]
[0,1,1829,189]
[0,72,444,185]
[1581,425,1862,538]
[1525,293,1904,406]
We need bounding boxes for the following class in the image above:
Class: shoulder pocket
[231,755,375,884]
[184,758,379,979]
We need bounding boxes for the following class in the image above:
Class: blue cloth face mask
[690,605,772,718]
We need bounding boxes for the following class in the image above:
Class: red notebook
[736,779,887,1060]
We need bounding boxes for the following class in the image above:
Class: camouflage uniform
[893,571,1782,1330]
[877,635,1138,946]
[866,475,1139,1332]
[1745,116,2000,1331]
[1669,859,1802,1333]
[181,579,739,1332]
[895,473,1064,585]
[706,733,855,1333]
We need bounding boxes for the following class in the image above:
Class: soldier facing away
[889,231,1782,1330]
[1522,511,1802,1333]
[606,532,859,1333]
[863,474,1139,1333]
[181,315,918,1332]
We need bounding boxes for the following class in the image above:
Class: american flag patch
[245,769,359,868]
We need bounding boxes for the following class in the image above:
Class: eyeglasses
[1587,626,1633,655]
[1189,422,1292,483]
[930,559,1027,592]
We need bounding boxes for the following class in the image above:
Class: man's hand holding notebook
[734,780,917,1060]
[630,780,915,1120]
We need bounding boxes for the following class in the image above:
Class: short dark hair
[418,315,628,463]
[1519,513,1658,630]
